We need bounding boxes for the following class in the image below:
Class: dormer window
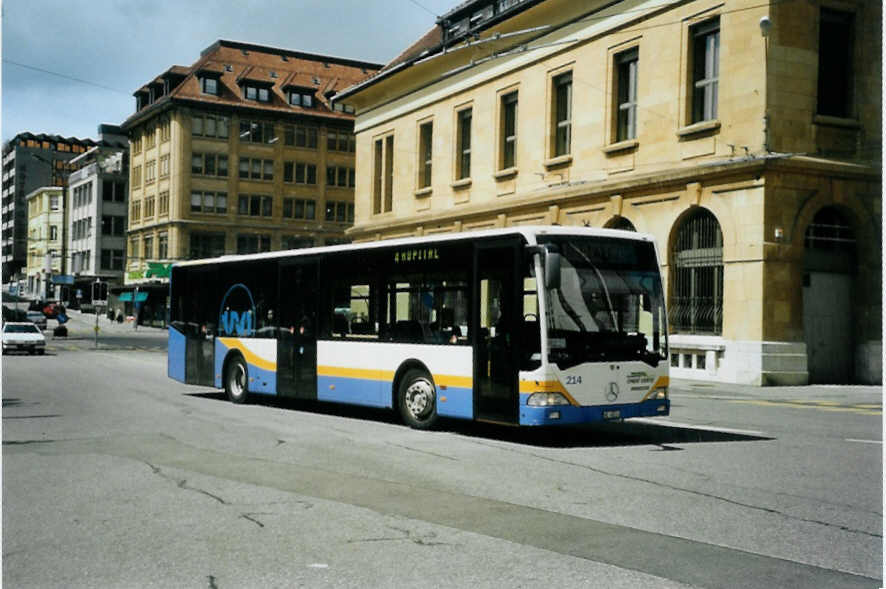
[288,90,314,107]
[201,77,219,95]
[243,84,270,102]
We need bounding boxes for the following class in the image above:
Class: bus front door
[475,241,520,423]
[277,260,318,399]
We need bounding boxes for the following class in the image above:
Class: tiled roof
[122,39,383,129]
[383,26,443,73]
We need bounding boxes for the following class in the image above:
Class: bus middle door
[277,259,319,399]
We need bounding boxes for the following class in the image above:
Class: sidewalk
[49,308,167,340]
[671,376,882,401]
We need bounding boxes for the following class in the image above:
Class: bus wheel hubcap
[231,365,245,395]
[405,379,434,419]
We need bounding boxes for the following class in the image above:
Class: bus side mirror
[545,252,561,289]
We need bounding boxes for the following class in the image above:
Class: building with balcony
[119,39,382,326]
[336,0,881,384]
[25,186,65,300]
[2,133,95,284]
[65,124,129,306]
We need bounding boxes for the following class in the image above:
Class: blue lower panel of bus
[168,327,186,383]
[519,395,670,426]
[215,338,277,395]
[317,375,386,408]
[436,385,473,419]
[315,374,473,417]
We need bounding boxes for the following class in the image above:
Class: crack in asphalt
[386,442,459,461]
[346,525,454,547]
[515,446,883,540]
[240,514,266,528]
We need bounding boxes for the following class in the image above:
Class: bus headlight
[649,387,668,400]
[527,392,570,407]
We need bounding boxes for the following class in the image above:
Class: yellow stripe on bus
[519,380,567,394]
[317,365,395,381]
[317,365,472,389]
[640,376,670,401]
[218,338,276,371]
[518,380,580,406]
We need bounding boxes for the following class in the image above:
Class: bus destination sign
[394,247,440,264]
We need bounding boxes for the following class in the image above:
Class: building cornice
[348,154,880,237]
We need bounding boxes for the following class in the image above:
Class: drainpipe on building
[760,16,772,153]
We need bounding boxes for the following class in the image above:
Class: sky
[1,0,459,143]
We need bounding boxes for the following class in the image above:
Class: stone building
[118,40,382,325]
[25,186,65,299]
[336,0,881,384]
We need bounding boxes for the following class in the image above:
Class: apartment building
[66,125,129,304]
[336,0,881,385]
[25,186,65,299]
[119,39,382,325]
[2,133,95,284]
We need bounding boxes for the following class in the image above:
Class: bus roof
[173,225,657,268]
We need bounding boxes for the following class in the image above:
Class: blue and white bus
[168,226,670,428]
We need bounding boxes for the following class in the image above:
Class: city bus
[168,226,670,428]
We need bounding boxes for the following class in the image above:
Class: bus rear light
[657,404,667,412]
[527,392,569,407]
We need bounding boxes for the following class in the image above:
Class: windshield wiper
[566,243,619,330]
[554,287,587,333]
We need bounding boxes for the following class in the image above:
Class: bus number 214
[565,375,582,385]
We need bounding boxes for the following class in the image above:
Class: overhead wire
[2,59,131,95]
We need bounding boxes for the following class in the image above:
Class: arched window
[804,206,856,268]
[605,216,636,231]
[670,208,723,334]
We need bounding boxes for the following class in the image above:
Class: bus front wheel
[225,355,249,404]
[398,369,438,429]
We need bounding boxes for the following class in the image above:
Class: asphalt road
[2,339,882,588]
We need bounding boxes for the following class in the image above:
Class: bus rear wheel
[398,369,438,430]
[225,355,249,404]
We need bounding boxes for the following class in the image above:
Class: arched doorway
[802,206,856,383]
[605,216,636,231]
[669,208,723,335]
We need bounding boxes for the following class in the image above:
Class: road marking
[728,399,881,415]
[845,439,883,445]
[634,418,767,437]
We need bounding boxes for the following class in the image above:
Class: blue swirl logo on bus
[218,283,256,337]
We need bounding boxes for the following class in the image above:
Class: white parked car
[2,322,47,355]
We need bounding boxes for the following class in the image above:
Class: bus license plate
[603,410,621,420]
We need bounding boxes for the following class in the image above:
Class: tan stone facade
[25,186,65,299]
[340,0,881,384]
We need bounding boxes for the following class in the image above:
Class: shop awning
[118,291,148,303]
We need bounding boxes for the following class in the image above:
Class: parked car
[25,310,47,330]
[2,322,46,355]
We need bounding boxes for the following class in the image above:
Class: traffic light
[92,281,108,303]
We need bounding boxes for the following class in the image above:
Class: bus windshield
[540,236,667,369]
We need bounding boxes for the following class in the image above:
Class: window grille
[669,208,723,335]
[804,207,855,253]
